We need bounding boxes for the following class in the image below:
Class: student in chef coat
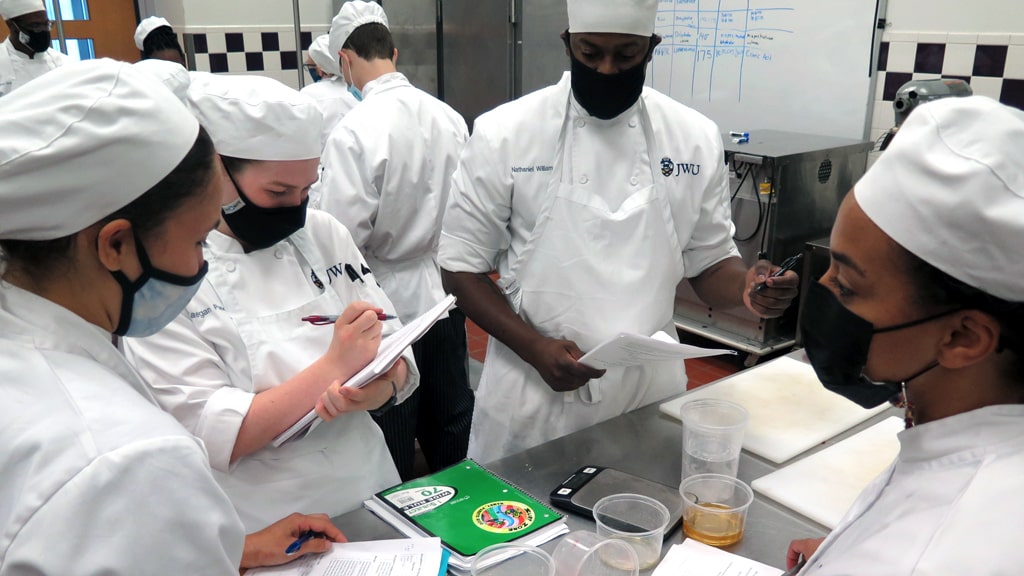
[301,34,359,151]
[439,0,799,461]
[123,73,418,532]
[0,59,344,575]
[785,96,1024,574]
[0,0,67,98]
[134,16,186,66]
[318,0,472,480]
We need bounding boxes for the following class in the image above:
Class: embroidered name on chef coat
[511,165,554,174]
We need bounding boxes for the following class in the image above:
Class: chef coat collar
[897,404,1024,464]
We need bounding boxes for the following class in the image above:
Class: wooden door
[55,0,140,62]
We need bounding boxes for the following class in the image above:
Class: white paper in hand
[578,331,735,370]
[272,295,456,447]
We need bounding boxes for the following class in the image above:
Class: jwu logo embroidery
[661,157,702,177]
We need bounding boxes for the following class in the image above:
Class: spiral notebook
[364,459,569,571]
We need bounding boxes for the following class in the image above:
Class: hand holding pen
[239,513,345,570]
[744,254,801,319]
[754,253,803,293]
[322,302,385,375]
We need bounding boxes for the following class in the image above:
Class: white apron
[204,229,399,531]
[467,97,688,461]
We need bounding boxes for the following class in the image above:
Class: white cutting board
[660,356,887,463]
[752,417,903,529]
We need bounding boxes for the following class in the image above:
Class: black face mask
[566,36,654,120]
[15,23,52,54]
[222,166,308,251]
[800,281,953,409]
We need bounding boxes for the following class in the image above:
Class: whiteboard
[647,0,882,140]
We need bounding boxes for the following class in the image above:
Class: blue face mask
[306,66,322,83]
[111,234,208,338]
[348,84,363,101]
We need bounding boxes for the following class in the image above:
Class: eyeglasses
[14,19,54,33]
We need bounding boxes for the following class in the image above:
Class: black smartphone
[549,466,683,539]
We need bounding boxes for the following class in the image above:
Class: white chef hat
[329,0,388,61]
[855,96,1024,301]
[0,0,44,20]
[568,0,658,36]
[134,16,171,50]
[309,34,341,77]
[132,58,190,103]
[0,59,199,241]
[187,73,322,162]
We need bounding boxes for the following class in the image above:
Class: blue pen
[285,530,316,555]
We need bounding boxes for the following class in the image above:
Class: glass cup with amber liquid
[679,474,753,547]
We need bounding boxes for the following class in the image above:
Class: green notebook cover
[375,459,563,557]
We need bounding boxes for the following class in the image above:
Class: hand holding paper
[578,331,736,370]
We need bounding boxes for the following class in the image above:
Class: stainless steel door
[386,0,439,96]
[517,0,568,96]
[440,0,513,127]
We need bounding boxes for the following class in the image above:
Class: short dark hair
[343,23,394,61]
[141,25,186,62]
[219,155,257,176]
[1,127,217,279]
[902,247,1023,380]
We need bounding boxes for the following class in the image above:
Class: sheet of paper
[652,539,783,576]
[272,295,456,447]
[246,538,443,576]
[578,330,736,370]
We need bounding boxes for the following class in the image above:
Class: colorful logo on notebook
[384,486,456,517]
[473,501,535,534]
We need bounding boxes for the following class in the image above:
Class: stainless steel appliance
[673,131,872,365]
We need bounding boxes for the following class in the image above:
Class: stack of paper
[272,295,456,447]
[246,538,447,576]
[652,539,783,576]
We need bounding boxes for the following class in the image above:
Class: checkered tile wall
[870,31,1024,142]
[184,26,329,90]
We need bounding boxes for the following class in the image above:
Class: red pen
[301,313,397,325]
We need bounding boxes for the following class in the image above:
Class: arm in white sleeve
[681,145,741,278]
[2,438,244,576]
[124,313,253,473]
[438,123,514,274]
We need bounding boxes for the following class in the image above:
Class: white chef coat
[123,210,419,531]
[299,76,359,151]
[800,404,1024,576]
[318,72,468,322]
[0,37,68,98]
[0,280,245,575]
[439,72,738,461]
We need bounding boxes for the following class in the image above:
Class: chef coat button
[628,119,638,128]
[630,177,639,186]
[274,249,284,259]
[226,262,236,272]
[576,119,586,128]
[579,175,589,184]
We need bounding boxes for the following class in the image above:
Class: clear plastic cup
[679,399,749,479]
[592,494,670,570]
[679,473,754,547]
[470,543,555,576]
[552,530,639,576]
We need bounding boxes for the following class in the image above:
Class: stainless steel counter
[330,351,897,573]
